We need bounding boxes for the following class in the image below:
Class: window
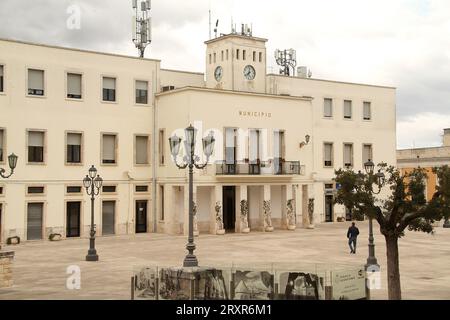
[27,186,45,194]
[102,201,115,235]
[363,144,373,164]
[66,186,82,194]
[0,186,3,195]
[226,49,229,60]
[343,143,353,168]
[135,135,149,165]
[66,132,82,164]
[160,185,164,221]
[213,53,216,63]
[236,49,240,60]
[102,77,116,102]
[102,185,117,193]
[243,50,246,60]
[0,65,4,92]
[28,69,44,96]
[136,80,148,104]
[67,73,82,99]
[28,131,44,163]
[27,203,43,240]
[259,52,263,62]
[135,185,149,193]
[363,102,372,120]
[0,129,4,162]
[344,100,352,119]
[102,134,117,164]
[159,129,165,165]
[209,54,212,64]
[324,143,333,167]
[253,51,256,62]
[221,51,224,61]
[324,98,333,118]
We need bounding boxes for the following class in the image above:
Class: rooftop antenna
[214,19,219,38]
[209,10,212,39]
[274,48,297,77]
[132,0,152,58]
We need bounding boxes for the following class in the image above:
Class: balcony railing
[216,160,302,176]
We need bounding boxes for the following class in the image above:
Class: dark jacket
[347,226,360,239]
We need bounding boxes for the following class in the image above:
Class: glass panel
[364,102,371,120]
[344,144,353,166]
[225,128,236,164]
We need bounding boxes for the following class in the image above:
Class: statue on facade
[193,201,199,236]
[240,200,250,233]
[215,201,225,235]
[263,200,274,232]
[286,199,296,230]
[307,198,315,229]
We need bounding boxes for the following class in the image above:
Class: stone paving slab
[0,221,449,300]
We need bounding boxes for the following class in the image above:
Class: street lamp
[169,125,215,267]
[0,153,18,179]
[363,159,385,268]
[83,165,103,262]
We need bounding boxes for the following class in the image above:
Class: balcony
[215,160,303,176]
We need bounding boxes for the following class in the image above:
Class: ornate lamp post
[363,160,385,268]
[169,125,215,267]
[0,153,18,250]
[0,153,18,179]
[83,165,103,262]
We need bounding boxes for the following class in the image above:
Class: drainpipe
[152,68,158,233]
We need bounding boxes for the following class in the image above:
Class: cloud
[0,0,449,148]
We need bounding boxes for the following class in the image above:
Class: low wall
[0,251,14,288]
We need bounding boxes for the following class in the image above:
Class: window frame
[343,143,354,168]
[0,63,6,94]
[363,101,372,121]
[65,185,83,196]
[134,134,151,166]
[26,185,46,197]
[65,71,84,101]
[134,79,150,106]
[65,131,84,166]
[343,100,353,120]
[26,129,46,165]
[323,98,333,118]
[25,201,46,241]
[362,143,373,164]
[26,67,46,98]
[100,132,118,166]
[158,129,165,166]
[323,142,334,168]
[0,127,6,164]
[101,75,118,104]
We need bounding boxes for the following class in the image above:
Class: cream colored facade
[0,32,397,244]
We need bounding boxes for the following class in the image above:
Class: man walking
[347,222,360,254]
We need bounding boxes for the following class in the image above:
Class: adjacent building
[0,30,397,244]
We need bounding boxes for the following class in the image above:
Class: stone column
[302,185,309,228]
[285,184,296,230]
[213,186,225,235]
[263,185,274,232]
[238,185,250,233]
[0,251,14,288]
[165,185,178,235]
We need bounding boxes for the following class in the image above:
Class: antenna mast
[132,0,152,58]
[274,49,297,76]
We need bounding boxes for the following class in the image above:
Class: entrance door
[135,200,148,233]
[66,202,81,237]
[223,186,236,231]
[345,207,352,221]
[27,203,43,240]
[102,201,115,235]
[325,196,334,222]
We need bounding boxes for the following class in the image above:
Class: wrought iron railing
[215,160,302,175]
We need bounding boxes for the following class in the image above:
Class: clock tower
[205,30,267,93]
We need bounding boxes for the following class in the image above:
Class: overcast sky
[1,0,449,149]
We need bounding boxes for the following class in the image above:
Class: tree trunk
[385,235,402,300]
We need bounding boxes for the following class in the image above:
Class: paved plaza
[0,221,449,300]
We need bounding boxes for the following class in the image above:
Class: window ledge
[101,100,118,105]
[26,94,46,99]
[65,162,84,167]
[65,98,84,102]
[26,162,46,166]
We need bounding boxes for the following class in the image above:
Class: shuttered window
[0,129,4,162]
[135,80,148,104]
[102,134,117,164]
[324,98,333,117]
[102,77,116,102]
[67,73,82,99]
[27,203,43,240]
[344,144,353,168]
[67,133,82,163]
[0,65,4,92]
[135,135,149,165]
[28,131,44,163]
[225,128,236,164]
[324,143,333,167]
[102,201,115,235]
[344,100,352,119]
[363,102,372,120]
[363,144,373,163]
[28,69,44,96]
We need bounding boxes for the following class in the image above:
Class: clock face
[214,66,223,82]
[244,65,256,80]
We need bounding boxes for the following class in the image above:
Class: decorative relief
[240,200,250,233]
[263,200,274,232]
[308,198,315,229]
[286,199,296,230]
[215,201,225,235]
[193,201,199,236]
